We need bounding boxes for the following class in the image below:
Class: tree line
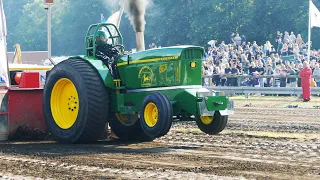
[3,0,320,57]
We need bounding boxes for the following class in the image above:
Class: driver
[95,30,120,79]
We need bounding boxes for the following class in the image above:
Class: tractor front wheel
[43,59,109,143]
[108,113,153,142]
[140,92,173,139]
[196,111,228,135]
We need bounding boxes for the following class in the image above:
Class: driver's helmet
[96,30,108,46]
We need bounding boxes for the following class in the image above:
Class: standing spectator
[234,33,242,46]
[313,63,320,87]
[300,61,313,102]
[275,31,282,43]
[296,63,303,87]
[257,63,265,87]
[242,57,250,74]
[265,65,274,87]
[279,64,288,87]
[230,63,239,86]
[225,63,232,86]
[241,35,247,46]
[283,31,290,42]
[207,59,214,86]
[296,34,304,47]
[230,32,236,44]
[213,67,221,86]
[277,39,283,55]
[289,32,296,43]
[202,65,208,86]
[220,64,227,86]
[287,65,297,87]
[249,62,259,87]
[264,41,272,56]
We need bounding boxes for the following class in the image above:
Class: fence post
[272,76,275,87]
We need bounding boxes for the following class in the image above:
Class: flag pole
[307,0,312,62]
[0,0,10,88]
[116,2,125,29]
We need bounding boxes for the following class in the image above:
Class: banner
[0,0,9,87]
[310,1,320,28]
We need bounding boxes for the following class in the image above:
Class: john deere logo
[159,64,167,73]
[138,66,154,87]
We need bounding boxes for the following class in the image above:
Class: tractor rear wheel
[43,58,109,143]
[140,92,173,139]
[196,111,228,135]
[108,113,153,142]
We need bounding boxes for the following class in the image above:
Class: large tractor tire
[140,92,173,139]
[196,111,228,135]
[43,59,109,143]
[108,113,153,142]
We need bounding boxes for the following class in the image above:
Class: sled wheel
[196,111,228,135]
[43,58,109,143]
[109,113,153,142]
[140,92,173,139]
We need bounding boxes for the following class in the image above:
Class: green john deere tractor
[42,23,234,143]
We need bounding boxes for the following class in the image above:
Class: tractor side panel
[123,56,202,90]
[179,48,203,86]
[125,61,181,89]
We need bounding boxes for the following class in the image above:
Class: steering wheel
[114,44,125,53]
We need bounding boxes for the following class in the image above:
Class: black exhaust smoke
[122,0,149,51]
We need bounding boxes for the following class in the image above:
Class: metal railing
[203,74,320,87]
[202,74,320,97]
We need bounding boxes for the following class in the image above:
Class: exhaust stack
[136,31,145,52]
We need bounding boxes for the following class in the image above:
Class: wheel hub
[200,116,213,125]
[50,78,79,129]
[144,102,158,127]
[116,113,138,126]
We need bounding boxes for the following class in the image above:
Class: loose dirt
[0,97,319,180]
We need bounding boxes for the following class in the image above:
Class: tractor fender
[68,56,114,89]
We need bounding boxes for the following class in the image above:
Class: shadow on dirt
[0,138,200,158]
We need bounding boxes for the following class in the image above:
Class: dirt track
[0,98,320,180]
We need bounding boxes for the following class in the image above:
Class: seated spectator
[313,63,320,87]
[273,68,281,87]
[280,43,289,56]
[311,78,317,87]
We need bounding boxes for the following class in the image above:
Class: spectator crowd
[202,31,320,88]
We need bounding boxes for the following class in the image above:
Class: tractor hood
[117,45,204,66]
[116,45,205,90]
